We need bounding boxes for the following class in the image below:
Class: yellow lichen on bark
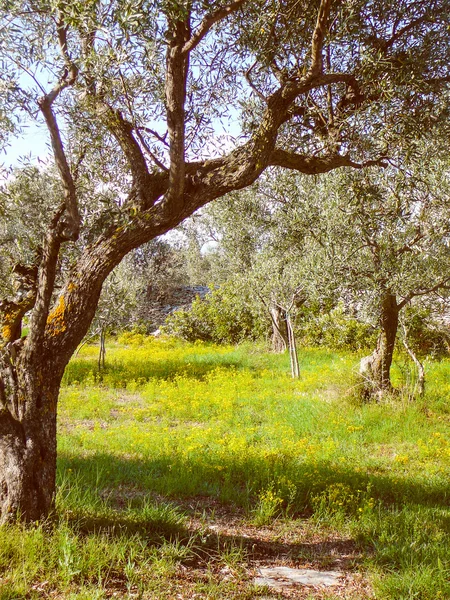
[46,295,67,335]
[1,307,18,344]
[1,324,13,344]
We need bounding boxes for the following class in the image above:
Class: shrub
[298,304,378,351]
[163,282,267,344]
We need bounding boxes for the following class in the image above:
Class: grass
[1,334,450,599]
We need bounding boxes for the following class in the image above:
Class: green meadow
[1,335,450,599]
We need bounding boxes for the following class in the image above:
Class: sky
[2,123,50,168]
[2,109,241,170]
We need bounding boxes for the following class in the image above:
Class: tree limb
[395,230,425,256]
[95,101,151,200]
[307,0,333,76]
[398,276,450,310]
[0,263,39,346]
[38,19,80,244]
[38,95,79,240]
[378,12,439,52]
[79,25,152,202]
[182,0,246,54]
[245,61,268,103]
[269,148,387,174]
[137,126,169,147]
[165,17,191,211]
[134,128,169,172]
[26,205,67,353]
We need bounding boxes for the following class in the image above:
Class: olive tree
[0,0,449,523]
[327,157,450,396]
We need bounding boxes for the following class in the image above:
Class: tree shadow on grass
[51,450,450,600]
[55,468,362,573]
[57,451,450,535]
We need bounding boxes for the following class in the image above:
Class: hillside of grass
[1,336,450,599]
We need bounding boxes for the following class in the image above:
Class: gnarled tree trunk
[0,349,64,523]
[359,291,399,398]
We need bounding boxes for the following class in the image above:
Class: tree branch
[137,126,169,148]
[134,127,169,172]
[95,101,151,200]
[398,276,450,310]
[395,230,425,256]
[269,148,387,174]
[0,263,39,345]
[280,105,307,125]
[245,61,268,103]
[182,0,246,54]
[38,14,80,240]
[165,16,191,211]
[27,206,66,352]
[379,12,438,52]
[38,95,80,240]
[79,25,152,202]
[307,0,333,76]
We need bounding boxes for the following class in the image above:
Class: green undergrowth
[2,337,450,599]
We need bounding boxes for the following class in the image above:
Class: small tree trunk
[98,327,106,371]
[402,324,425,397]
[360,291,399,398]
[286,312,300,378]
[0,349,63,524]
[270,305,289,353]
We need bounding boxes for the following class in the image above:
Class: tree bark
[270,305,289,352]
[0,349,64,524]
[359,291,399,397]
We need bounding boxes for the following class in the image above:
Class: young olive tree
[0,0,449,523]
[200,190,306,373]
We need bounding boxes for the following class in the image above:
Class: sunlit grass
[2,336,450,598]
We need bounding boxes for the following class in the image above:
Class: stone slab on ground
[254,566,343,590]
